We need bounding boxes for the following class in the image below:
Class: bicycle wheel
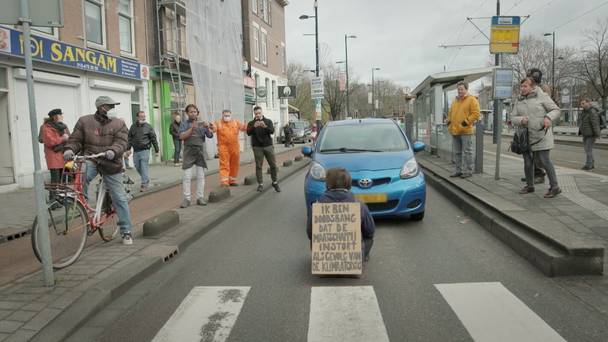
[98,212,120,242]
[31,199,89,269]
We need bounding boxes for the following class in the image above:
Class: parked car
[302,118,426,220]
[278,120,312,144]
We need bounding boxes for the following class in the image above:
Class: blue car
[302,118,427,220]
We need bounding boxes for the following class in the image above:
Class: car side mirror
[412,141,426,153]
[302,146,313,157]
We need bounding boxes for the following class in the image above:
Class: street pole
[19,0,55,286]
[314,1,322,129]
[371,68,375,117]
[552,31,556,100]
[494,0,502,181]
[345,34,350,118]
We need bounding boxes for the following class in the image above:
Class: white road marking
[152,286,250,342]
[435,282,566,342]
[307,286,390,342]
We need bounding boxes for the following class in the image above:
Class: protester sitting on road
[579,98,602,171]
[41,108,70,206]
[179,104,214,208]
[64,96,134,245]
[306,167,376,262]
[511,77,562,198]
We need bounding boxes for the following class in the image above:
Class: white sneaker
[122,233,133,245]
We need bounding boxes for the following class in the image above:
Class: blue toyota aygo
[302,118,427,220]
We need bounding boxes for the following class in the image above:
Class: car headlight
[310,162,326,180]
[400,158,419,179]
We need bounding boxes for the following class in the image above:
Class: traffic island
[419,155,604,277]
[208,187,231,203]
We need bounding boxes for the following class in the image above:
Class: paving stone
[0,332,9,342]
[47,291,83,310]
[0,321,22,334]
[21,308,61,331]
[0,303,22,311]
[3,329,37,342]
[0,312,10,321]
[5,311,36,323]
[19,303,46,312]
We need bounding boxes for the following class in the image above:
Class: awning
[412,66,496,96]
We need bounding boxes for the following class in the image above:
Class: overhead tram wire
[550,0,608,31]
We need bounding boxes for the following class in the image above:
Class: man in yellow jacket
[446,81,480,178]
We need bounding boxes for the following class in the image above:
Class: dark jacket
[306,189,375,241]
[170,120,181,139]
[128,121,159,152]
[65,111,129,175]
[579,106,601,138]
[247,117,274,147]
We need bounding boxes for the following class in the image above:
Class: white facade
[0,61,148,190]
[251,66,288,134]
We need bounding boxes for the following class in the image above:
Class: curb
[0,147,300,245]
[483,132,608,150]
[143,210,180,237]
[420,159,604,277]
[31,157,310,342]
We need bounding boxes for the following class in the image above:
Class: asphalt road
[74,168,608,342]
[484,135,608,175]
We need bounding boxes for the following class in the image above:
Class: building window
[118,0,134,54]
[267,0,272,25]
[281,43,286,73]
[260,30,267,65]
[272,80,276,109]
[252,26,260,62]
[252,0,258,14]
[85,0,105,46]
[178,14,187,57]
[265,78,270,107]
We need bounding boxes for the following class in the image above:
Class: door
[0,92,14,185]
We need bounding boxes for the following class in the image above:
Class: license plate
[355,193,387,203]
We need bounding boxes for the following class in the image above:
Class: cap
[48,108,63,117]
[95,96,120,108]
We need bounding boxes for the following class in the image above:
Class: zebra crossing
[151,283,566,342]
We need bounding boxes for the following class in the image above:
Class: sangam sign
[311,202,362,275]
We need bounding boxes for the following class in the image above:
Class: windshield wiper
[320,147,382,153]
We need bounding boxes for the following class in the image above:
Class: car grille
[366,200,399,212]
[352,177,391,188]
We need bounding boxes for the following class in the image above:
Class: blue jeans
[133,149,151,186]
[84,161,133,235]
[173,138,182,163]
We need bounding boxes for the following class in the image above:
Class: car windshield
[319,123,408,153]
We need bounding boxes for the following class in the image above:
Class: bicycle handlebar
[74,152,106,161]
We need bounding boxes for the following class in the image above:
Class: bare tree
[577,19,608,110]
[287,62,315,122]
[321,63,345,121]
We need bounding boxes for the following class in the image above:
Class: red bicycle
[31,153,134,269]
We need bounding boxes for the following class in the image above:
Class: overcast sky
[285,0,608,89]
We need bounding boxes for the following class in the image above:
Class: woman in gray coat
[511,76,562,198]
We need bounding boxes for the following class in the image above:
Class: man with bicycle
[63,96,134,245]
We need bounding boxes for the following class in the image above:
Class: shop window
[131,90,140,124]
[85,0,105,46]
[119,0,134,54]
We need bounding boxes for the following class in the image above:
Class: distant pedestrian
[41,108,69,205]
[212,109,246,187]
[525,68,548,184]
[283,123,294,147]
[179,104,214,208]
[579,98,601,171]
[170,113,182,166]
[446,81,480,178]
[247,106,280,193]
[306,167,375,262]
[311,124,318,143]
[128,111,159,192]
[511,77,562,198]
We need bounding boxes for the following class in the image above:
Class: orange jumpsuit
[214,119,246,186]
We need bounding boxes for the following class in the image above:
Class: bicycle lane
[0,146,301,287]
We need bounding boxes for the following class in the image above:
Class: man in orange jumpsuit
[213,110,247,187]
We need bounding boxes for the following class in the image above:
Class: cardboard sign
[311,202,362,275]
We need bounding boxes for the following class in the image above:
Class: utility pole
[345,35,350,118]
[494,0,502,180]
[371,67,380,117]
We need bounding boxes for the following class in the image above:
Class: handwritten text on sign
[311,202,362,275]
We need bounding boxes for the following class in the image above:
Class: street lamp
[544,31,556,99]
[300,0,321,128]
[344,34,357,118]
[371,67,380,117]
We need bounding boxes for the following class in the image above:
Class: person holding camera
[179,104,214,208]
[247,106,280,193]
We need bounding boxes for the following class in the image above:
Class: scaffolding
[156,0,188,116]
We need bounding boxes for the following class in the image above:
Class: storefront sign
[278,85,296,99]
[0,25,143,80]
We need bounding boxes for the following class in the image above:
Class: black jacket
[247,117,274,147]
[128,122,159,152]
[170,120,181,139]
[306,189,376,241]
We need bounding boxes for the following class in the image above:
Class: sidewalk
[418,148,608,274]
[0,145,297,244]
[484,128,608,149]
[0,147,308,342]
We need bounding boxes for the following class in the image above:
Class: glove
[63,150,74,161]
[105,150,116,160]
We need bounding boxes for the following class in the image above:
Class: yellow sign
[355,193,387,203]
[490,16,521,54]
[311,202,362,275]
